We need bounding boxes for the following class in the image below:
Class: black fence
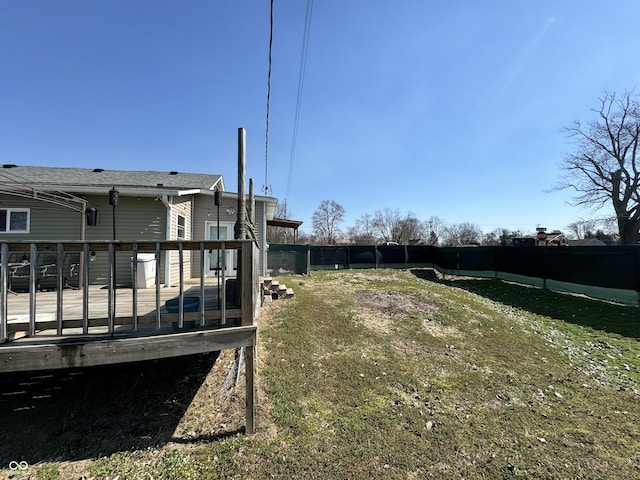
[267,244,640,305]
[267,244,311,275]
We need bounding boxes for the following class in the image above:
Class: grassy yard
[5,268,640,479]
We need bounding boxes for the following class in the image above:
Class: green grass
[19,269,640,479]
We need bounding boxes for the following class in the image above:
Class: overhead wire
[263,0,274,196]
[285,0,314,204]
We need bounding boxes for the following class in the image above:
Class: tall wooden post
[236,128,247,241]
[235,127,256,434]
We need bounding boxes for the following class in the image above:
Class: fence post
[635,247,640,307]
[1,243,8,343]
[541,247,547,290]
[493,247,497,280]
[404,245,408,270]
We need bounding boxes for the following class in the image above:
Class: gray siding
[0,193,167,286]
[83,195,167,286]
[85,194,166,241]
[254,200,267,275]
[0,190,271,284]
[167,196,193,287]
[0,194,82,241]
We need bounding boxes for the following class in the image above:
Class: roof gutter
[177,189,202,196]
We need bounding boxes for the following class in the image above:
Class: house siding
[85,195,167,286]
[167,196,193,287]
[0,195,81,240]
[254,201,267,274]
[86,195,166,241]
[0,193,167,286]
[191,195,269,277]
[0,187,273,284]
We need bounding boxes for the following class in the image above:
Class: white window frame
[177,214,186,239]
[0,208,30,233]
[205,220,236,277]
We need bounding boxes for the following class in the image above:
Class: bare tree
[372,208,403,243]
[369,209,426,244]
[558,91,640,244]
[566,219,598,239]
[441,224,461,247]
[398,212,425,243]
[297,230,311,244]
[425,216,445,245]
[311,200,345,244]
[347,213,378,244]
[458,222,482,245]
[481,231,499,246]
[442,222,482,246]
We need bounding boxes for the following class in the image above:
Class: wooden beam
[3,240,247,253]
[5,310,244,333]
[241,243,255,326]
[0,325,257,372]
[245,343,256,434]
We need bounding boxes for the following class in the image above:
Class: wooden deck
[5,283,237,340]
[0,240,260,433]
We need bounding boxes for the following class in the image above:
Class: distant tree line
[267,200,619,246]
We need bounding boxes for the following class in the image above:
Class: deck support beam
[0,325,257,372]
[245,343,256,434]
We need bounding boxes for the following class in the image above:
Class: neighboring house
[568,238,607,246]
[0,164,276,286]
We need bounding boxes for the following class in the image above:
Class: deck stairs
[261,277,294,303]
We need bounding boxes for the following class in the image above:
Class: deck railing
[0,239,260,434]
[0,240,260,343]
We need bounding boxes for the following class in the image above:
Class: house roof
[568,238,607,246]
[0,164,278,220]
[267,217,303,229]
[0,165,224,196]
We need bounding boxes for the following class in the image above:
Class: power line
[263,0,274,196]
[285,0,313,201]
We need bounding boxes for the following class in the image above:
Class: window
[177,214,186,239]
[0,209,29,233]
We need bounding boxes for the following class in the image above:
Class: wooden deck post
[245,342,256,434]
[1,243,8,343]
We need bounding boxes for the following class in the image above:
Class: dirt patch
[353,290,450,337]
[355,290,436,318]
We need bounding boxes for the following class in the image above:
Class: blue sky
[2,1,640,237]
